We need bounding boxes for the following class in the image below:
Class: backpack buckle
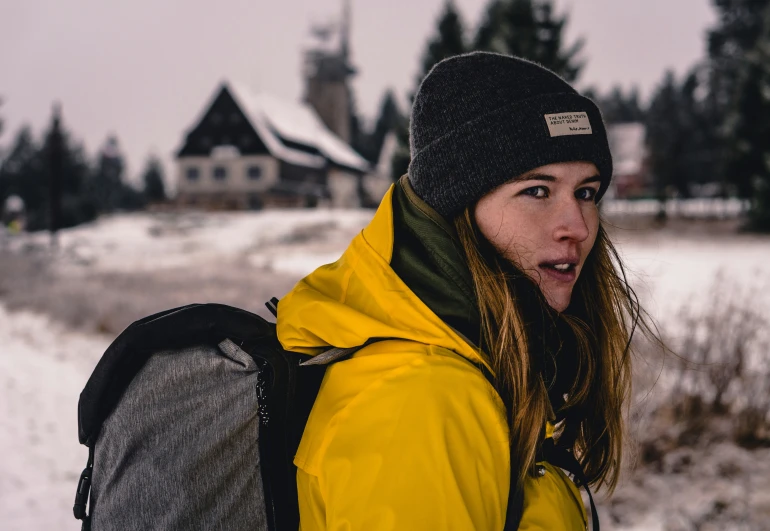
[74,446,94,521]
[73,466,92,520]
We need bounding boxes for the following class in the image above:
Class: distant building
[303,0,356,143]
[173,0,393,210]
[606,122,653,199]
[174,82,370,209]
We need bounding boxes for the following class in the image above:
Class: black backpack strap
[474,362,598,531]
[541,438,600,531]
[266,297,280,318]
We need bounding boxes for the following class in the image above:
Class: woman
[277,52,645,530]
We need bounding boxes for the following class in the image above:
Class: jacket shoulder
[295,339,507,474]
[295,340,510,529]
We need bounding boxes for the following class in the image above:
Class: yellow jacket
[277,179,587,530]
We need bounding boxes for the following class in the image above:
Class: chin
[544,291,572,313]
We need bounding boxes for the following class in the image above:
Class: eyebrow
[516,173,602,185]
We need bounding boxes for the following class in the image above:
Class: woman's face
[473,161,601,312]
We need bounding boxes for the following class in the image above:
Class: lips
[538,256,579,283]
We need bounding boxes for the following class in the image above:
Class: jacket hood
[276,176,491,373]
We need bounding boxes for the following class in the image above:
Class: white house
[175,82,371,209]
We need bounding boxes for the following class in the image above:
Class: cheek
[586,209,600,248]
[480,216,538,266]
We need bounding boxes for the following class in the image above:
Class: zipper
[256,364,271,426]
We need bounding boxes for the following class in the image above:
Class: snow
[3,209,374,277]
[2,210,770,530]
[0,304,109,531]
[613,232,770,323]
[229,83,371,173]
[7,210,767,322]
[603,198,750,218]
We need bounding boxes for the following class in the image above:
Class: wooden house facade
[175,82,371,209]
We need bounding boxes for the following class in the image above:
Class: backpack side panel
[89,342,268,531]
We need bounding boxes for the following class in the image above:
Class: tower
[303,0,356,143]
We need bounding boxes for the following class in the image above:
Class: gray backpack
[72,301,352,531]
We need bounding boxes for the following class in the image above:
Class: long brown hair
[454,208,650,495]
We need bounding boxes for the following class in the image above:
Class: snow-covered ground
[2,209,373,277]
[2,209,770,530]
[0,304,109,530]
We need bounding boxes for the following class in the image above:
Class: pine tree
[709,0,770,73]
[88,135,143,212]
[392,0,466,180]
[596,85,646,124]
[645,64,731,210]
[370,90,400,164]
[706,0,770,196]
[350,90,401,165]
[474,0,584,82]
[142,156,167,203]
[707,0,770,113]
[0,127,41,216]
[420,0,466,77]
[646,71,689,210]
[725,6,770,228]
[90,135,124,212]
[0,116,96,230]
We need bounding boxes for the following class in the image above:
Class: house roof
[226,82,370,174]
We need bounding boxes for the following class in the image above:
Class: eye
[521,185,548,198]
[576,187,598,201]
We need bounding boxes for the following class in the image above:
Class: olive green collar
[390,176,481,349]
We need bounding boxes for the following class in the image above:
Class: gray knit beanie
[407,51,613,219]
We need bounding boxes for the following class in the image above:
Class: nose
[552,197,590,243]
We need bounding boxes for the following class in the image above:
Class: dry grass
[629,274,770,470]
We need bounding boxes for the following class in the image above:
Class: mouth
[538,258,579,283]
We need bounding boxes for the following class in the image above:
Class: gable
[177,86,269,158]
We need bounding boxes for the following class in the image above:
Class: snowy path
[0,304,108,531]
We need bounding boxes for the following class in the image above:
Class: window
[186,167,200,181]
[247,166,262,180]
[213,166,228,180]
[229,112,241,125]
[210,112,223,125]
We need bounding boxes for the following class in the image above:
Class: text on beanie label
[544,112,593,137]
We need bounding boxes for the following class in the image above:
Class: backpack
[72,300,362,531]
[72,301,600,531]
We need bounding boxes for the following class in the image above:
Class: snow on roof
[608,122,646,176]
[228,82,370,173]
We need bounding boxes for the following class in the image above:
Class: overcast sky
[2,0,716,185]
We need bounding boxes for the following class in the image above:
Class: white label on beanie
[544,112,593,137]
